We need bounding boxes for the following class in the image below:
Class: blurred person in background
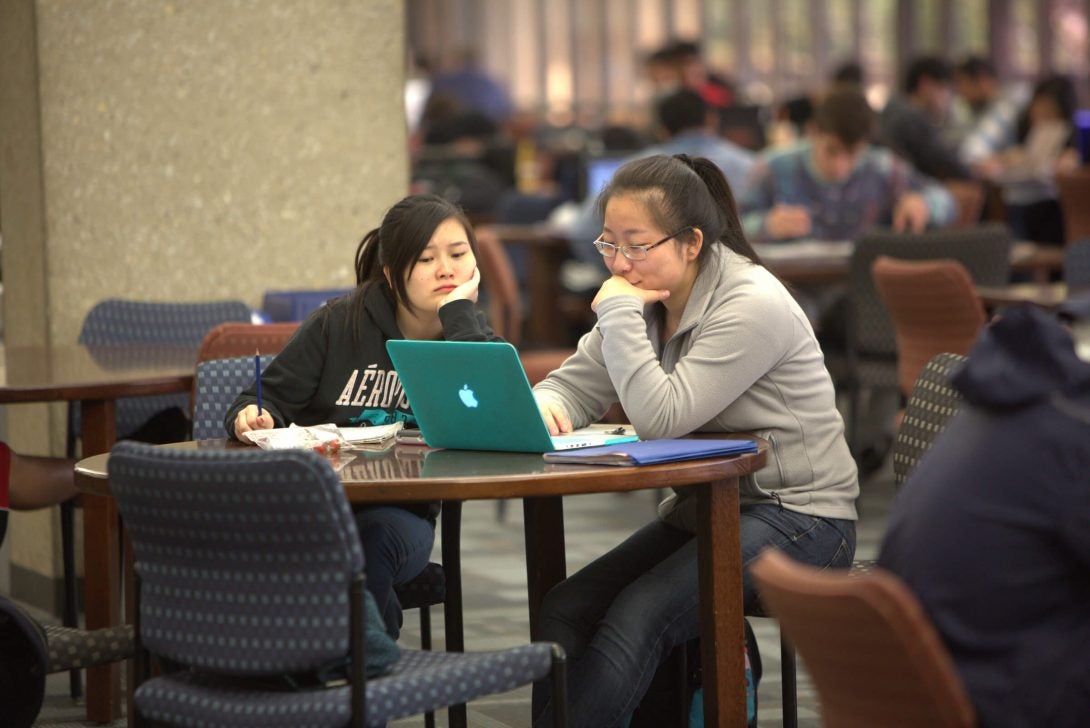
[412,110,511,221]
[961,74,1078,245]
[946,55,1029,149]
[644,40,737,112]
[740,85,956,242]
[878,56,972,181]
[830,60,865,87]
[427,47,512,125]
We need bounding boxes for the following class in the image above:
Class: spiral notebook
[542,438,757,466]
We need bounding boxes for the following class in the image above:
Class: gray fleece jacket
[533,245,858,532]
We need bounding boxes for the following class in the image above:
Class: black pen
[606,426,626,435]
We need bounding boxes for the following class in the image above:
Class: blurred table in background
[975,282,1073,311]
[490,223,573,347]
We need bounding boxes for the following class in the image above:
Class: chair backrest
[890,353,966,487]
[195,322,300,363]
[872,257,985,397]
[191,323,299,417]
[849,224,1011,358]
[76,299,252,438]
[1064,238,1090,289]
[751,549,976,728]
[1057,167,1090,245]
[78,299,252,347]
[474,226,524,345]
[108,441,363,676]
[192,355,276,440]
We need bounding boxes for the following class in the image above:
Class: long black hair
[594,153,763,267]
[346,193,476,335]
[1016,74,1077,144]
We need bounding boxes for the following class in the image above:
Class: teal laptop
[386,340,639,453]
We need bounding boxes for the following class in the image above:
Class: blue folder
[542,438,758,466]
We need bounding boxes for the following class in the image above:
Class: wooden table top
[0,343,198,403]
[975,282,1072,310]
[75,437,769,502]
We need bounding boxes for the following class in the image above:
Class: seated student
[0,442,78,547]
[529,154,859,728]
[947,55,1028,150]
[878,304,1090,728]
[224,193,501,637]
[740,85,957,242]
[878,55,972,181]
[962,74,1078,245]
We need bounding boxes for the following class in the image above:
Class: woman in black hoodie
[226,193,502,636]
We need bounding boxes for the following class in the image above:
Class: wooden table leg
[696,478,747,728]
[81,398,123,723]
[522,495,566,639]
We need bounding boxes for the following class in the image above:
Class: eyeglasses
[592,227,693,261]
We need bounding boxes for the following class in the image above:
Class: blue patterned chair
[1065,238,1090,289]
[108,442,567,728]
[192,355,277,440]
[193,355,467,727]
[60,298,250,699]
[74,298,253,442]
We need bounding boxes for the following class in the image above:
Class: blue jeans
[531,504,855,728]
[354,506,435,638]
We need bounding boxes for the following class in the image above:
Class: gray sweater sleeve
[534,278,793,439]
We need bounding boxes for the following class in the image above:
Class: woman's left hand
[438,267,481,309]
[591,275,670,312]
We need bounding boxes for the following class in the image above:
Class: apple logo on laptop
[458,384,479,408]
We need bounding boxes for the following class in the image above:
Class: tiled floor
[32,460,896,727]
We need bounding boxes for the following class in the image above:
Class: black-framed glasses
[592,226,693,261]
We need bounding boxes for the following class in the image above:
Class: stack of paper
[242,422,403,451]
[339,423,404,445]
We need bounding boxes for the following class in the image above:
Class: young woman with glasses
[530,154,859,728]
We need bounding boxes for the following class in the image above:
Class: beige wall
[0,0,408,601]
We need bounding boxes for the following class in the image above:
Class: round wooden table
[77,437,767,728]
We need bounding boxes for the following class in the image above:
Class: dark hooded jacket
[225,282,502,520]
[879,305,1090,727]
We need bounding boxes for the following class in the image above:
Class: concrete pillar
[0,0,408,611]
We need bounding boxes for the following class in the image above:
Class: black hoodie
[225,283,502,519]
[879,306,1090,727]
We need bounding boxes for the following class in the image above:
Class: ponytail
[684,155,763,266]
[355,228,383,286]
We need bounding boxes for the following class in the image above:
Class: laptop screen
[584,156,627,200]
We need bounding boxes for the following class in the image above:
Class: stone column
[0,0,408,612]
